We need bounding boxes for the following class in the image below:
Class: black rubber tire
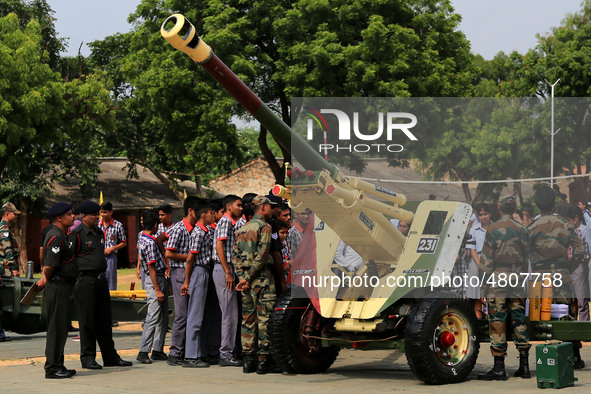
[404,297,480,384]
[269,294,340,374]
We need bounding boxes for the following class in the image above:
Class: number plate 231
[416,237,439,254]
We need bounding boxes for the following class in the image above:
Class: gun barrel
[161,14,337,175]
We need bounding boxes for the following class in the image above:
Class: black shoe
[256,360,283,374]
[0,337,11,342]
[478,356,508,381]
[82,361,102,370]
[111,321,119,327]
[136,352,152,364]
[219,356,242,367]
[46,369,76,379]
[60,366,77,376]
[243,355,257,374]
[104,358,133,367]
[68,325,79,332]
[514,352,531,378]
[151,351,168,361]
[202,355,219,364]
[574,358,585,369]
[167,355,183,366]
[182,358,210,368]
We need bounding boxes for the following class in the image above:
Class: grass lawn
[117,268,144,291]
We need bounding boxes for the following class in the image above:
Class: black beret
[78,201,100,214]
[48,202,72,217]
[265,193,282,205]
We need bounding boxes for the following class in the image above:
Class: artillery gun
[160,14,478,384]
[159,13,591,384]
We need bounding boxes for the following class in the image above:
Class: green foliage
[274,0,474,98]
[151,0,475,178]
[237,126,283,163]
[472,52,541,97]
[532,2,591,190]
[420,1,591,203]
[0,0,65,69]
[0,10,113,211]
[88,2,245,193]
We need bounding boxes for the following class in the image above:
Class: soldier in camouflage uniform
[478,196,530,381]
[529,185,586,368]
[232,196,281,374]
[0,202,21,278]
[0,202,21,342]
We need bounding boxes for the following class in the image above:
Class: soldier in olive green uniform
[478,196,530,381]
[37,203,78,379]
[529,185,586,368]
[0,202,21,277]
[233,196,280,374]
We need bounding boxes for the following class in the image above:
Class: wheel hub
[432,312,470,366]
[439,331,455,348]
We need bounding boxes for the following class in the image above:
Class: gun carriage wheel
[269,294,340,374]
[404,296,480,384]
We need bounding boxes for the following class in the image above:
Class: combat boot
[478,356,508,381]
[514,352,531,378]
[243,354,257,374]
[256,356,282,374]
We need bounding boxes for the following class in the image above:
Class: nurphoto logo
[303,106,418,154]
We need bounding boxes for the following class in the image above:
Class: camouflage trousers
[487,297,531,357]
[240,268,276,359]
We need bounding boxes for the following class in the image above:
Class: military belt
[79,270,106,280]
[49,275,75,284]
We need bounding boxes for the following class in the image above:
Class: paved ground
[1,326,591,392]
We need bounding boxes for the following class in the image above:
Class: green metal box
[536,342,577,389]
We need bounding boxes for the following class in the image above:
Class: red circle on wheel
[439,331,455,348]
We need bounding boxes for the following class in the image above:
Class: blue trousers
[213,264,239,359]
[184,265,210,359]
[169,267,189,358]
[105,254,118,291]
[139,275,168,353]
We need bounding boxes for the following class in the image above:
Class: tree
[0,0,64,68]
[472,51,541,97]
[529,1,591,200]
[0,11,113,272]
[91,0,474,195]
[88,4,244,198]
[151,0,475,183]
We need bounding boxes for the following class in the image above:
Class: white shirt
[333,241,364,272]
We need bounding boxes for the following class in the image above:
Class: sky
[47,0,584,58]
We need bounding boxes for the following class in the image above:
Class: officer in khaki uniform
[36,203,78,379]
[233,196,281,374]
[70,201,132,370]
[478,196,530,381]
